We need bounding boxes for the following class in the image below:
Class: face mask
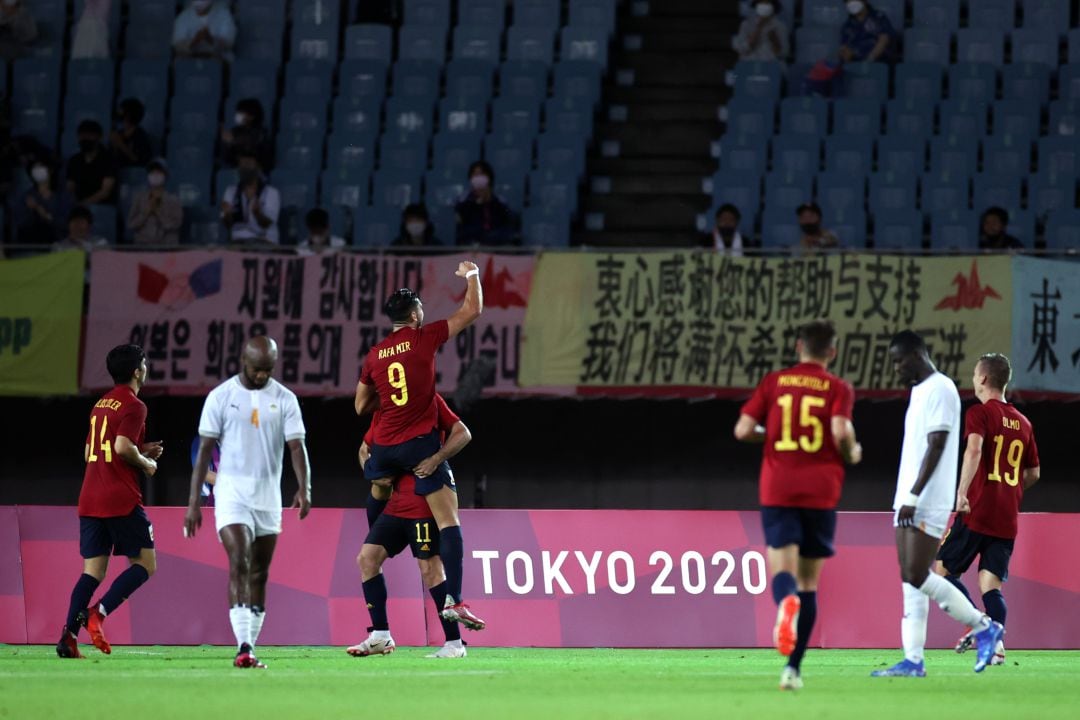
[234,113,248,126]
[148,172,166,187]
[406,221,426,237]
[470,174,490,191]
[717,226,736,240]
[846,1,865,14]
[79,139,97,154]
[238,169,259,186]
[800,223,821,236]
[755,3,774,18]
[31,166,49,183]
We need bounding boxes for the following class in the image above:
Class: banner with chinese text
[1011,256,1080,394]
[520,253,1013,393]
[81,251,533,396]
[0,250,84,396]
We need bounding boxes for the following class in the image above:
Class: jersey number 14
[87,415,113,463]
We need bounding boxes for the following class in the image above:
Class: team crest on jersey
[420,544,430,551]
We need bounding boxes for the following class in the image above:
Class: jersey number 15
[774,394,826,453]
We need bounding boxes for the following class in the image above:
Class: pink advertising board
[3,507,1078,648]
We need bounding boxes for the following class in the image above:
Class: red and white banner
[81,251,534,397]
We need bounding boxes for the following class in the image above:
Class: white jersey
[894,371,961,512]
[198,376,306,511]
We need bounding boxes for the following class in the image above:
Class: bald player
[185,336,312,669]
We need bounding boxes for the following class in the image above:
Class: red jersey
[360,319,450,445]
[741,362,855,510]
[365,394,461,520]
[78,385,147,517]
[961,399,1039,539]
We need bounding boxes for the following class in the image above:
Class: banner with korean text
[0,250,84,396]
[81,251,533,396]
[520,252,1014,394]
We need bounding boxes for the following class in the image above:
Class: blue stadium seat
[276,131,325,172]
[499,61,550,102]
[544,97,594,137]
[771,135,821,175]
[1044,209,1080,251]
[1049,99,1080,137]
[832,98,881,136]
[973,174,1022,211]
[378,136,429,174]
[947,63,997,104]
[894,63,943,103]
[761,207,800,249]
[1059,65,1080,103]
[170,168,213,207]
[709,170,762,224]
[991,102,1039,140]
[779,96,828,136]
[902,29,951,66]
[229,60,280,114]
[732,60,785,101]
[119,60,168,137]
[957,30,1005,65]
[285,59,334,98]
[234,10,285,61]
[967,0,1016,30]
[294,0,341,25]
[559,26,609,69]
[271,169,319,211]
[842,62,889,102]
[912,0,959,29]
[514,0,560,28]
[1022,0,1068,30]
[803,0,846,27]
[522,207,571,247]
[877,135,926,175]
[869,171,918,214]
[452,25,502,64]
[1071,29,1080,64]
[939,98,989,138]
[827,206,868,248]
[169,98,218,138]
[339,59,390,101]
[84,204,116,243]
[292,18,339,61]
[432,132,483,176]
[486,142,532,181]
[1001,62,1051,105]
[1010,29,1059,68]
[1006,208,1036,248]
[372,170,423,207]
[717,133,769,173]
[404,0,452,27]
[384,97,437,138]
[823,135,872,176]
[333,95,383,136]
[921,171,970,213]
[816,171,866,214]
[492,96,542,135]
[321,168,371,209]
[568,0,617,35]
[280,97,329,133]
[929,209,978,251]
[794,26,840,65]
[528,169,579,214]
[214,168,238,198]
[439,97,488,136]
[536,132,585,179]
[345,24,394,63]
[493,170,527,210]
[553,61,603,108]
[460,0,506,27]
[1038,136,1080,177]
[1028,170,1077,219]
[765,171,813,214]
[724,97,776,137]
[66,59,114,106]
[327,132,377,172]
[507,25,557,65]
[183,206,227,245]
[424,171,468,208]
[872,0,905,26]
[125,1,175,59]
[392,59,443,100]
[929,134,979,175]
[167,133,214,169]
[874,210,924,250]
[982,134,1032,176]
[353,206,401,247]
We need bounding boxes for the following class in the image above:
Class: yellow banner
[0,250,85,396]
[519,252,1012,391]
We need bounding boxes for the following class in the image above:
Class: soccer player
[936,353,1040,667]
[57,344,162,659]
[872,331,1004,677]
[184,336,312,669]
[354,260,484,630]
[734,320,862,691]
[348,393,473,659]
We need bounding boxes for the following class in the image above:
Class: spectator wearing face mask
[172,0,236,61]
[221,150,280,244]
[710,203,745,257]
[0,0,38,61]
[66,119,117,205]
[221,98,273,170]
[978,207,1023,251]
[296,208,346,255]
[127,159,183,246]
[795,202,839,253]
[59,205,108,250]
[839,1,897,64]
[110,98,154,169]
[732,0,789,62]
[17,161,75,248]
[393,203,440,249]
[455,160,515,246]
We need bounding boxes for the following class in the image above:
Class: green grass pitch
[2,646,1078,719]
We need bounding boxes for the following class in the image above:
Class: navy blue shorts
[79,507,154,559]
[364,430,456,496]
[364,513,440,559]
[760,506,837,558]
[936,515,1014,581]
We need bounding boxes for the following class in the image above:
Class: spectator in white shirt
[221,151,280,244]
[733,0,789,62]
[712,203,745,257]
[172,0,236,61]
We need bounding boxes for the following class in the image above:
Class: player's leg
[247,526,279,655]
[783,509,834,688]
[367,481,392,527]
[418,546,465,658]
[58,520,110,659]
[934,517,976,605]
[424,483,485,629]
[84,509,156,654]
[347,539,396,657]
[761,507,801,658]
[978,538,1012,665]
[872,527,930,676]
[220,521,257,665]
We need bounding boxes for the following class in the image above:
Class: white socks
[447,639,463,648]
[249,608,266,650]
[229,605,251,650]
[901,582,928,664]
[371,629,392,640]
[919,573,988,629]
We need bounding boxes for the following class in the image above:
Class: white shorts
[215,501,282,538]
[893,506,950,539]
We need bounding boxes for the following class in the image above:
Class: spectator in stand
[732,0,789,62]
[393,203,440,248]
[296,208,346,255]
[220,150,280,244]
[455,160,515,246]
[839,2,898,64]
[58,205,108,250]
[70,0,111,59]
[17,161,74,248]
[796,202,839,252]
[110,98,154,169]
[66,120,117,205]
[0,0,37,61]
[711,203,746,257]
[172,0,236,61]
[127,159,183,246]
[221,98,274,170]
[978,207,1023,251]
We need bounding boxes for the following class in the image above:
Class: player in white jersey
[184,336,312,669]
[871,331,1003,677]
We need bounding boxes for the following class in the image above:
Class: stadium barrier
[3,506,1078,649]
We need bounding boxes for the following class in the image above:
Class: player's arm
[414,420,472,478]
[184,435,217,538]
[955,432,984,512]
[446,261,483,339]
[830,416,862,465]
[287,438,312,520]
[1023,466,1040,490]
[355,378,377,415]
[733,414,765,443]
[114,434,158,476]
[898,429,950,525]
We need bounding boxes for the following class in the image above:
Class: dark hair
[119,97,145,125]
[383,288,421,323]
[798,319,837,358]
[236,98,265,127]
[403,203,429,222]
[978,352,1012,391]
[305,207,330,230]
[796,202,822,217]
[981,206,1009,226]
[468,159,495,184]
[69,205,94,224]
[716,203,741,220]
[106,344,145,384]
[77,119,103,136]
[889,330,926,355]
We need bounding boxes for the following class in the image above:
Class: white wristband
[465,268,479,278]
[902,491,920,508]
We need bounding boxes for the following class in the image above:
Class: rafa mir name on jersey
[377,340,413,359]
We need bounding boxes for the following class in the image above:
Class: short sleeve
[740,374,771,422]
[198,389,224,438]
[359,352,374,385]
[115,400,147,441]
[423,320,451,352]
[435,393,461,432]
[964,404,988,439]
[283,392,306,441]
[1025,427,1040,469]
[830,379,855,419]
[924,379,959,434]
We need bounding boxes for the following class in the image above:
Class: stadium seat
[568,0,617,35]
[528,169,579,214]
[536,131,586,178]
[328,132,377,172]
[271,169,319,212]
[119,60,168,137]
[912,0,959,29]
[352,206,400,247]
[823,135,873,176]
[947,63,997,104]
[452,25,502,64]
[345,24,394,63]
[939,98,989,138]
[760,207,800,249]
[873,0,905,26]
[1006,208,1036,248]
[1024,0,1069,30]
[339,59,390,102]
[957,30,1005,66]
[229,60,280,114]
[492,96,542,136]
[292,18,338,61]
[485,142,532,181]
[378,136,429,174]
[991,102,1039,140]
[816,171,866,214]
[506,25,557,65]
[372,170,423,207]
[724,97,776,137]
[559,26,610,69]
[973,174,1022,212]
[894,63,943,103]
[1001,62,1051,105]
[321,168,371,208]
[333,95,383,136]
[929,134,979,176]
[1038,136,1080,177]
[929,209,978,251]
[765,171,813,214]
[214,168,238,198]
[276,131,325,172]
[966,0,1016,30]
[1028,170,1078,219]
[439,97,488,136]
[499,61,550,102]
[294,0,341,26]
[921,171,970,213]
[832,98,881,137]
[173,59,224,103]
[1049,100,1080,137]
[869,171,918,214]
[842,63,889,102]
[432,132,483,176]
[235,12,285,61]
[794,26,839,65]
[404,0,452,28]
[459,0,506,27]
[184,206,228,245]
[170,168,213,207]
[708,170,762,223]
[384,97,437,139]
[423,171,468,208]
[1071,29,1080,64]
[1044,209,1080,251]
[803,0,846,27]
[1010,29,1059,68]
[902,29,951,66]
[392,59,443,100]
[285,59,335,98]
[66,59,114,107]
[779,96,828,137]
[169,98,218,138]
[544,97,594,137]
[514,0,560,29]
[522,207,571,247]
[822,206,865,247]
[771,135,821,175]
[126,1,175,59]
[279,97,329,133]
[731,60,784,101]
[717,133,768,174]
[1059,65,1080,103]
[982,134,1032,176]
[877,135,926,175]
[884,98,934,138]
[553,61,603,109]
[873,209,924,251]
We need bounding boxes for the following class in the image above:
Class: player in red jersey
[347,394,474,659]
[56,344,163,659]
[935,353,1040,666]
[354,260,483,630]
[734,320,862,690]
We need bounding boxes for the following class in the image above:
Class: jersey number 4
[774,394,825,453]
[87,415,113,463]
[388,362,409,406]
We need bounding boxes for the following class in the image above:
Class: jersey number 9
[388,362,409,406]
[774,394,826,453]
